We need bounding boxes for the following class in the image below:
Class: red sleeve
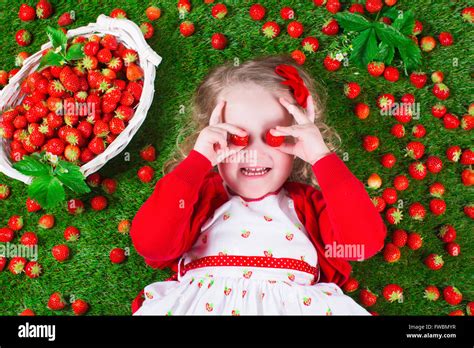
[130,150,214,265]
[311,153,387,260]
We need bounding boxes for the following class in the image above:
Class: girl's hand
[193,101,248,166]
[271,95,332,165]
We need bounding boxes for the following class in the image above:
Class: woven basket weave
[0,15,162,184]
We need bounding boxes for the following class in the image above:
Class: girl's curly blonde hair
[163,54,341,187]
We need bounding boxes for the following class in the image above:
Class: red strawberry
[177,0,191,15]
[110,247,126,264]
[64,226,80,242]
[461,115,474,130]
[0,227,14,243]
[464,204,474,219]
[25,197,41,212]
[9,257,27,275]
[110,8,127,18]
[262,21,280,38]
[0,256,7,271]
[380,153,396,168]
[438,32,453,46]
[0,184,10,200]
[140,145,156,162]
[462,169,474,186]
[446,145,461,162]
[383,66,399,82]
[66,198,84,215]
[409,71,427,88]
[360,288,378,307]
[58,11,75,26]
[391,124,405,138]
[349,4,365,14]
[138,165,154,183]
[429,182,445,197]
[88,137,105,155]
[19,4,36,21]
[424,254,444,270]
[52,244,70,262]
[343,82,361,99]
[8,215,23,231]
[101,178,117,194]
[323,55,341,71]
[280,7,295,20]
[72,299,89,315]
[408,161,427,180]
[211,4,227,19]
[342,278,359,293]
[326,0,341,14]
[365,0,383,13]
[146,6,161,21]
[424,286,440,301]
[300,37,319,54]
[367,61,385,77]
[118,220,131,234]
[460,149,474,165]
[382,187,397,205]
[431,104,447,118]
[211,33,227,50]
[354,103,370,120]
[429,198,446,216]
[287,21,304,38]
[376,93,395,111]
[408,202,426,221]
[20,232,38,247]
[363,135,379,152]
[393,175,409,191]
[420,36,436,52]
[383,243,401,263]
[48,292,66,310]
[445,242,460,257]
[401,93,415,105]
[60,66,80,93]
[438,224,456,243]
[179,21,195,37]
[385,207,403,225]
[431,71,444,83]
[449,310,464,316]
[15,29,32,46]
[432,83,450,100]
[38,214,54,229]
[321,18,339,35]
[443,113,460,129]
[462,7,474,23]
[392,229,407,247]
[407,232,422,250]
[249,4,265,20]
[405,141,425,160]
[36,0,53,19]
[25,261,42,278]
[371,196,386,212]
[383,284,404,303]
[140,22,154,39]
[126,64,144,81]
[109,117,125,135]
[443,286,462,305]
[410,124,426,138]
[412,20,423,35]
[467,302,474,316]
[90,195,108,211]
[100,34,118,50]
[265,130,284,147]
[426,156,443,173]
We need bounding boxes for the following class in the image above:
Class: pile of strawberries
[0,33,145,165]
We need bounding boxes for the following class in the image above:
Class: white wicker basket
[0,15,162,185]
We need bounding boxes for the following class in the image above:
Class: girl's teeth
[240,168,270,176]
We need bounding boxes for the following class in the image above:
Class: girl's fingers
[213,123,247,137]
[275,125,302,138]
[306,95,315,123]
[275,142,296,155]
[279,97,311,125]
[209,101,226,126]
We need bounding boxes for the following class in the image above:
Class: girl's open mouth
[240,167,272,177]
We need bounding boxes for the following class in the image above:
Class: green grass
[0,0,472,315]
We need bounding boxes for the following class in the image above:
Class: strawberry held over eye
[229,134,249,146]
[265,130,284,147]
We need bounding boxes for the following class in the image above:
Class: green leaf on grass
[13,155,51,176]
[392,10,415,36]
[28,175,65,209]
[335,12,372,32]
[55,160,91,195]
[349,28,378,68]
[375,41,395,64]
[46,26,67,53]
[399,40,422,70]
[66,43,85,61]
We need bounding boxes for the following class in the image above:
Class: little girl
[130,55,387,315]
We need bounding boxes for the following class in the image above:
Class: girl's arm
[130,150,214,264]
[310,153,387,261]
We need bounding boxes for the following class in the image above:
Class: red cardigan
[130,150,387,286]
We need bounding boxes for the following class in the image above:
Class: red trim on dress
[224,184,284,202]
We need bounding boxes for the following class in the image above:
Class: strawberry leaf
[65,43,85,61]
[375,41,395,64]
[13,154,51,176]
[392,10,415,36]
[38,50,66,71]
[46,26,67,53]
[335,12,372,32]
[55,160,91,195]
[349,28,378,68]
[398,40,422,70]
[28,175,65,209]
[374,22,412,48]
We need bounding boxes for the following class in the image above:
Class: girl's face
[216,82,295,199]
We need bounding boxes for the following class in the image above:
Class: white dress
[133,187,369,315]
